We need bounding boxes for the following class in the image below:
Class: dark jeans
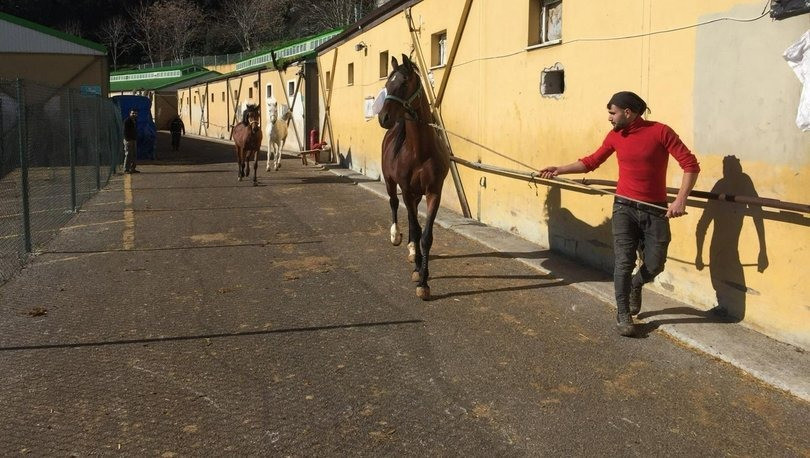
[612,198,671,316]
[171,132,181,150]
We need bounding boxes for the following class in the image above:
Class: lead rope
[425,122,672,213]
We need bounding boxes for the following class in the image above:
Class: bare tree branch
[98,16,131,70]
[221,0,289,52]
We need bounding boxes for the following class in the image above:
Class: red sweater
[579,118,700,203]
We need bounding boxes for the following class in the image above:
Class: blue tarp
[111,95,157,160]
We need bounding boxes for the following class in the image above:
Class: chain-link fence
[0,79,123,283]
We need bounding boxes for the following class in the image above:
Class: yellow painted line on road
[123,174,135,250]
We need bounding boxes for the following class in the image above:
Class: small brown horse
[232,104,262,185]
[378,54,449,300]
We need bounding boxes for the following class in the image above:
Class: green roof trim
[111,64,206,76]
[0,11,107,54]
[110,69,219,92]
[235,28,343,72]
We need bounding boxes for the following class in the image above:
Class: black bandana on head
[607,91,649,115]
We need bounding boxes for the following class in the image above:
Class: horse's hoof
[390,224,402,246]
[411,271,420,282]
[238,177,242,181]
[265,166,271,172]
[407,242,416,262]
[253,181,258,187]
[416,286,430,300]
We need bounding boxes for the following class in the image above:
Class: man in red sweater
[539,92,700,337]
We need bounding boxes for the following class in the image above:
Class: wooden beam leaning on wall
[316,49,338,163]
[269,52,304,154]
[228,77,244,140]
[404,6,472,218]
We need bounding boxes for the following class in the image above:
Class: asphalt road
[0,134,807,456]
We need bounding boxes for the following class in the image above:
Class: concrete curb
[325,164,810,403]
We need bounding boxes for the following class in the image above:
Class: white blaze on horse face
[390,223,402,246]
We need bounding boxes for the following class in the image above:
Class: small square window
[348,63,354,86]
[288,81,295,97]
[379,51,389,78]
[431,31,447,67]
[529,0,562,46]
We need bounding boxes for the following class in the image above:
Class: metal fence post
[0,97,5,179]
[95,98,101,190]
[67,90,78,211]
[15,79,32,253]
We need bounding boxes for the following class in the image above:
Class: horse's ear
[391,56,399,71]
[401,54,410,68]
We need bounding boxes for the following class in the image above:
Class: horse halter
[385,73,423,121]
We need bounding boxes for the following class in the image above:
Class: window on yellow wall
[326,71,332,90]
[348,63,354,86]
[379,51,389,78]
[266,84,272,98]
[234,89,238,100]
[222,92,225,102]
[249,87,253,99]
[528,0,562,46]
[431,31,447,67]
[288,81,295,97]
[211,93,214,103]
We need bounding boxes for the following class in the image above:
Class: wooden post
[404,8,471,218]
[435,0,473,109]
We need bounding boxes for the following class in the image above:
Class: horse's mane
[241,104,259,126]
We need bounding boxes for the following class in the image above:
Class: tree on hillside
[129,0,205,64]
[152,0,205,61]
[128,1,158,64]
[293,0,375,33]
[98,16,130,70]
[221,0,289,52]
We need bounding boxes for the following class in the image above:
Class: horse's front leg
[274,143,282,171]
[416,193,441,300]
[403,194,423,283]
[252,149,259,185]
[236,148,243,181]
[385,178,402,246]
[265,141,272,172]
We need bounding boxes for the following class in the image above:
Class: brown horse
[378,54,449,300]
[232,104,262,185]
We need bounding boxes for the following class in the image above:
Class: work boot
[629,285,642,315]
[616,312,635,337]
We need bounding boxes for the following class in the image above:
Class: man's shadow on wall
[691,155,769,322]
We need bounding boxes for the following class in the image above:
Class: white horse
[266,105,292,172]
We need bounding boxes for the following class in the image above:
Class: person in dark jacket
[169,115,185,152]
[123,108,139,173]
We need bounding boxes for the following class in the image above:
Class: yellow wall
[178,65,307,150]
[318,0,810,349]
[0,53,108,95]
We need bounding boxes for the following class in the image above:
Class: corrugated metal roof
[0,12,107,55]
[110,69,220,92]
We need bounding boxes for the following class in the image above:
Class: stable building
[177,29,341,151]
[314,0,810,349]
[110,65,219,129]
[0,11,108,95]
